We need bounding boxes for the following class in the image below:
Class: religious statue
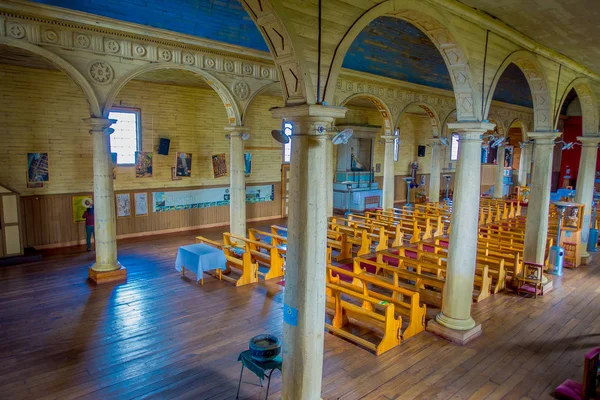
[409,161,419,188]
[350,147,364,171]
[565,207,579,229]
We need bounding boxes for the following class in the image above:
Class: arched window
[450,133,459,161]
[393,129,400,162]
[282,122,293,163]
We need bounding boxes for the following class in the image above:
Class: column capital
[448,121,496,132]
[270,104,347,120]
[83,117,116,135]
[577,136,600,147]
[429,137,444,146]
[380,135,397,143]
[224,125,249,140]
[527,131,561,145]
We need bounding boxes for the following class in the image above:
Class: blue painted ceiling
[28,2,533,109]
[30,0,269,52]
[491,63,533,108]
[342,16,453,91]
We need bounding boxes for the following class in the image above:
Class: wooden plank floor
[1,221,598,399]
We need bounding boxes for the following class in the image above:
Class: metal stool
[236,350,282,399]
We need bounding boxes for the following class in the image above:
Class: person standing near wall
[82,205,95,251]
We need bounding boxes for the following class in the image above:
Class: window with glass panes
[450,133,459,161]
[108,109,141,165]
[283,122,293,163]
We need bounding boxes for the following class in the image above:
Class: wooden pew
[355,256,445,308]
[325,281,401,355]
[377,250,492,303]
[327,264,426,340]
[224,233,284,281]
[196,234,259,287]
[330,218,389,253]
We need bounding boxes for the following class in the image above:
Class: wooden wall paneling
[20,183,282,248]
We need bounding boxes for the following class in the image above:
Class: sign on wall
[152,185,274,212]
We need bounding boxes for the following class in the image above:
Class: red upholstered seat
[555,379,583,400]
[555,347,600,400]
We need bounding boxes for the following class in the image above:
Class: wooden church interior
[1,0,600,399]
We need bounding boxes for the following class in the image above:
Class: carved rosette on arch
[233,81,250,100]
[87,61,114,85]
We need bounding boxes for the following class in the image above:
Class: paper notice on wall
[152,185,274,212]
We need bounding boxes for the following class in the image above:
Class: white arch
[555,77,600,135]
[242,81,283,125]
[0,36,102,117]
[103,63,241,125]
[397,102,442,137]
[322,0,480,122]
[338,93,394,135]
[485,50,553,131]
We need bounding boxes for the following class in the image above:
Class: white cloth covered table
[175,243,227,283]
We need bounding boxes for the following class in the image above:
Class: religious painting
[134,192,148,216]
[212,153,227,178]
[27,153,49,182]
[72,195,93,223]
[176,152,192,177]
[135,152,153,178]
[111,153,118,180]
[244,153,252,176]
[116,193,131,218]
[171,167,182,181]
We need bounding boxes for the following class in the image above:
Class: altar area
[332,125,382,213]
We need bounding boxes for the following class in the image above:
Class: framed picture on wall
[116,193,131,218]
[134,192,148,216]
[72,195,93,223]
[27,153,49,183]
[135,152,153,178]
[176,152,192,177]
[212,153,227,178]
[111,153,118,180]
[244,153,252,176]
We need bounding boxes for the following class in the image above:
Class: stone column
[427,122,495,344]
[518,143,532,186]
[326,134,334,217]
[226,126,248,239]
[84,118,125,283]
[494,144,505,198]
[271,104,347,400]
[575,136,600,258]
[429,139,443,203]
[524,132,561,264]
[382,135,396,209]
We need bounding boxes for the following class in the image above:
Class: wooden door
[281,164,290,217]
[1,194,22,257]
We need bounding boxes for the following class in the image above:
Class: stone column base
[88,265,127,284]
[581,252,595,265]
[426,319,482,345]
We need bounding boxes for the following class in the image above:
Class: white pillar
[84,118,123,276]
[524,132,561,264]
[226,126,248,238]
[326,135,334,217]
[429,122,494,344]
[518,143,532,186]
[382,135,396,209]
[271,104,347,400]
[429,139,443,203]
[575,136,600,257]
[494,145,505,198]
